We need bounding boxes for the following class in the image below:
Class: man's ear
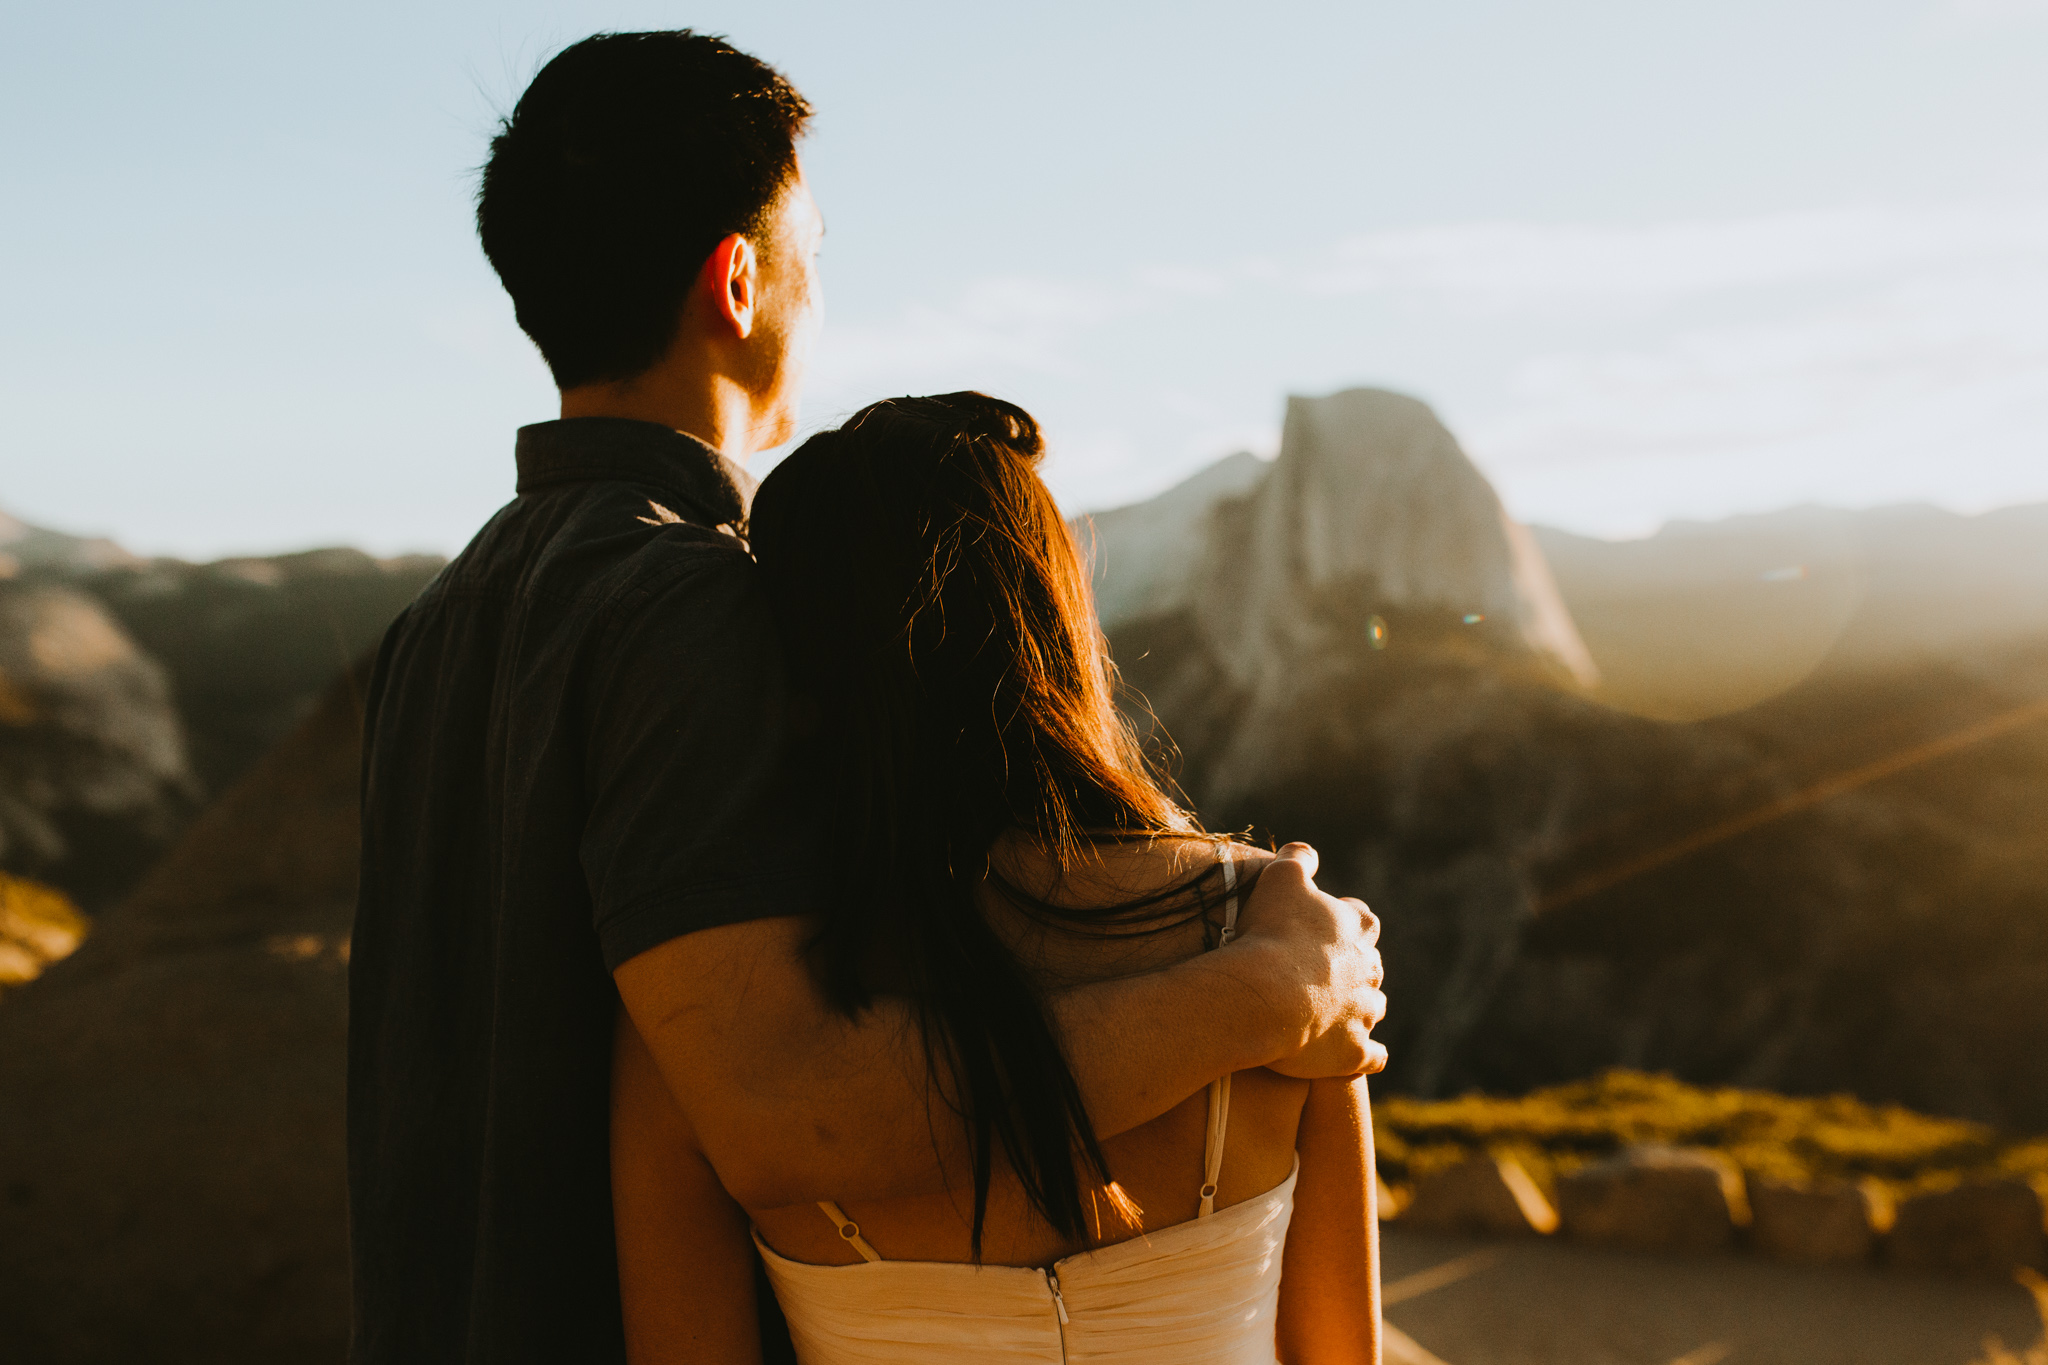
[698,233,758,340]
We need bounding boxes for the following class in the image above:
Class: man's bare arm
[611,1015,762,1365]
[1277,1074,1381,1365]
[613,843,1385,1210]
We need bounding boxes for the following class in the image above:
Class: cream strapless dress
[755,854,1296,1364]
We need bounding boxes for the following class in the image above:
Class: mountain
[0,507,441,910]
[1534,501,2048,722]
[1083,449,1268,627]
[1085,387,1596,808]
[1093,389,2048,1130]
[1088,389,1595,676]
[0,507,141,577]
[79,548,442,797]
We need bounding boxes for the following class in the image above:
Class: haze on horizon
[3,0,2047,560]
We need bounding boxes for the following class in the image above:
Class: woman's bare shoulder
[980,834,1276,986]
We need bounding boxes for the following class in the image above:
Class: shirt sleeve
[580,543,826,971]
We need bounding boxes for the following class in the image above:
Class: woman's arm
[1277,1075,1381,1365]
[615,843,1387,1210]
[611,1011,763,1365]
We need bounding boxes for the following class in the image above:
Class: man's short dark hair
[478,31,812,389]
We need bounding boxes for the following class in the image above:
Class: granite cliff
[1087,388,1595,809]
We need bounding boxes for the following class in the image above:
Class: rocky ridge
[0,507,439,910]
[1535,500,2048,722]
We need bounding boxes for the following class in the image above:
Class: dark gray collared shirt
[347,418,820,1362]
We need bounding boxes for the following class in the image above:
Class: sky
[3,0,2047,558]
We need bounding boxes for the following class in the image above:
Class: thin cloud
[1463,256,2048,531]
[1308,204,2048,305]
[1476,271,2048,462]
[808,275,1121,391]
[1943,0,2048,21]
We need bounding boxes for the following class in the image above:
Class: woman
[611,393,1380,1363]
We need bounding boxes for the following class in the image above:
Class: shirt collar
[513,418,756,527]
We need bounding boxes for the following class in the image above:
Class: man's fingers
[1233,838,1392,1081]
[1359,986,1387,1030]
[1342,897,1380,944]
[1266,1023,1390,1080]
[1271,841,1319,880]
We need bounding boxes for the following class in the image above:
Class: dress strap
[1198,1073,1232,1217]
[815,1201,883,1263]
[1199,850,1239,1218]
[1218,850,1239,946]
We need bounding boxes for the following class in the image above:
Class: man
[348,30,1387,1363]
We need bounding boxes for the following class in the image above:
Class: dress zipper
[1046,1268,1070,1325]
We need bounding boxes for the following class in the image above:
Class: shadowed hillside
[0,659,366,1364]
[78,548,441,798]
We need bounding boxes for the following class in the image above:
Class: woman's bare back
[747,836,1310,1268]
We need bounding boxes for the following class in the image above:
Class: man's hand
[1229,843,1388,1079]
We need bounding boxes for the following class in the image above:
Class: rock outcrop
[1747,1178,1880,1266]
[0,580,197,907]
[0,658,366,1363]
[1888,1180,2048,1278]
[1556,1145,1747,1254]
[1401,1153,1559,1237]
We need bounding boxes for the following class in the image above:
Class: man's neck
[558,367,763,460]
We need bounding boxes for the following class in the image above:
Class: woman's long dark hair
[748,392,1232,1256]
